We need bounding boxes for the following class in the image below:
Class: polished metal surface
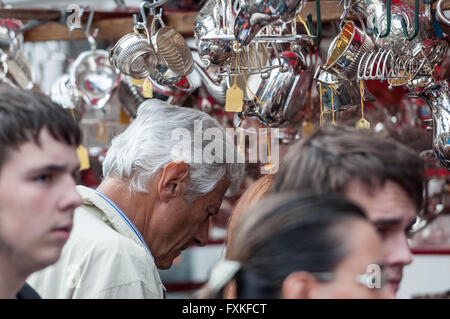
[194,0,233,66]
[437,0,450,26]
[325,20,374,80]
[50,74,85,122]
[150,15,194,78]
[70,49,119,109]
[118,75,145,118]
[252,51,309,127]
[109,32,158,79]
[411,80,450,170]
[4,51,34,90]
[315,66,372,112]
[234,0,307,46]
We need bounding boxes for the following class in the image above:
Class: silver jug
[252,51,309,127]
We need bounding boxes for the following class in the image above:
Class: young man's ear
[280,271,317,299]
[157,161,189,202]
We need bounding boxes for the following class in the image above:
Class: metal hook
[373,0,391,38]
[83,7,98,50]
[401,0,419,41]
[306,0,322,39]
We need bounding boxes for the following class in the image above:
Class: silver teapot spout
[410,80,450,170]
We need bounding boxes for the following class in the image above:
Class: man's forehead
[345,179,417,223]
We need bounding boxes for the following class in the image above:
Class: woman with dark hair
[200,193,393,299]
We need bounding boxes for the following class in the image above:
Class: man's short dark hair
[269,125,425,210]
[0,85,81,169]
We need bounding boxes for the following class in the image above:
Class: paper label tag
[131,78,145,86]
[302,121,316,137]
[76,145,90,171]
[225,85,243,112]
[96,123,107,143]
[356,118,371,130]
[143,77,153,98]
[120,106,131,125]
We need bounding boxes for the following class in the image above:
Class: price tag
[76,145,90,171]
[356,117,371,130]
[302,121,316,137]
[143,77,153,98]
[120,106,131,125]
[131,78,145,86]
[225,84,243,112]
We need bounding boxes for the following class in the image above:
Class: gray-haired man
[28,99,245,298]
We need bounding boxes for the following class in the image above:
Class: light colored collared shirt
[27,185,165,299]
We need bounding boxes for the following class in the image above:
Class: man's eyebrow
[28,164,71,174]
[371,218,404,227]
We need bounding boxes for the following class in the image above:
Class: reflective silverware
[150,14,194,77]
[315,66,375,112]
[252,51,308,127]
[408,80,450,170]
[325,20,374,80]
[194,0,233,67]
[109,32,158,79]
[50,74,85,122]
[234,0,307,46]
[70,49,119,109]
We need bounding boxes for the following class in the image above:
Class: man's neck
[0,258,27,299]
[96,176,157,240]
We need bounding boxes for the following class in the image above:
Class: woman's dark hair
[227,192,368,299]
[0,85,81,169]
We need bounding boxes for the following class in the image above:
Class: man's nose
[59,176,82,212]
[386,233,413,267]
[193,218,210,247]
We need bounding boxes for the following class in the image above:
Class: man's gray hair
[102,99,245,202]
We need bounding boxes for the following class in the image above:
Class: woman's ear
[157,161,189,202]
[281,271,317,299]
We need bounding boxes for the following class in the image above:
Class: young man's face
[345,180,417,295]
[0,128,82,274]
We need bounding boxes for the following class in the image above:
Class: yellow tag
[225,85,244,112]
[131,78,145,86]
[76,145,90,171]
[119,106,131,125]
[356,117,371,130]
[302,121,316,137]
[96,123,107,143]
[143,77,153,98]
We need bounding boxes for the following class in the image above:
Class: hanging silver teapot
[251,51,310,127]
